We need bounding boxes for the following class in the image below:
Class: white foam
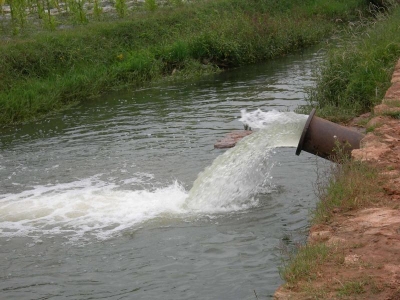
[186,110,308,212]
[0,110,308,242]
[185,131,273,212]
[0,176,188,241]
[239,109,307,130]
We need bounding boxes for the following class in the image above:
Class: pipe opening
[296,109,364,160]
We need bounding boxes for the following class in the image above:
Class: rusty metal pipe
[296,109,364,160]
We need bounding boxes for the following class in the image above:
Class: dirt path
[274,59,400,300]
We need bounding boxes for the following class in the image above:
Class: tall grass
[299,3,400,122]
[0,0,372,124]
[9,0,27,34]
[93,0,103,20]
[115,0,127,18]
[68,0,88,23]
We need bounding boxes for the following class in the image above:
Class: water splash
[0,110,307,241]
[239,109,306,130]
[0,176,187,241]
[185,110,307,212]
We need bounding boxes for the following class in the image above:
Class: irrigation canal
[0,49,326,299]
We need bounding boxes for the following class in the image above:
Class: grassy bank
[300,2,400,122]
[278,2,400,297]
[0,0,370,125]
[279,156,385,297]
[312,156,382,224]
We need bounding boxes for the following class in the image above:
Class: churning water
[0,111,307,242]
[0,50,323,299]
[187,111,307,212]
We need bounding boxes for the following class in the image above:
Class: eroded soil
[274,60,400,299]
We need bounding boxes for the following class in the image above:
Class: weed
[279,243,330,285]
[170,0,184,7]
[337,279,366,297]
[382,111,400,119]
[369,280,384,294]
[144,0,157,12]
[366,125,377,133]
[351,242,365,249]
[115,0,127,18]
[302,284,329,299]
[312,139,382,224]
[68,0,88,24]
[93,0,103,20]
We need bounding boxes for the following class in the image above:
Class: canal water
[0,50,324,299]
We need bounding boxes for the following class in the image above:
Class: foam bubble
[186,110,308,212]
[0,110,308,242]
[239,109,307,130]
[0,176,188,241]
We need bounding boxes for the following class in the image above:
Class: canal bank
[275,59,400,299]
[0,0,375,125]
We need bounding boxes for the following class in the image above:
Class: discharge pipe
[296,109,364,160]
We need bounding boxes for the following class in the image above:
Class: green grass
[279,155,384,295]
[0,0,372,125]
[299,2,400,122]
[312,157,382,224]
[337,280,366,297]
[382,111,400,119]
[279,242,331,285]
[301,285,329,299]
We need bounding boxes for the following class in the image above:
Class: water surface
[0,50,324,299]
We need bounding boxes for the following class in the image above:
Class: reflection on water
[0,49,324,299]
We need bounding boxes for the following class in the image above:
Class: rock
[327,236,346,246]
[391,75,400,83]
[383,98,400,106]
[309,230,332,242]
[273,287,293,300]
[383,177,400,196]
[366,116,387,128]
[352,133,391,162]
[353,117,400,167]
[348,112,371,127]
[394,58,400,74]
[214,130,253,149]
[385,82,400,100]
[344,254,361,265]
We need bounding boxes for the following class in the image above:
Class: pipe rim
[295,108,316,156]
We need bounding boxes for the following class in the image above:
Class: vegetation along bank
[298,1,400,122]
[0,0,375,125]
[276,57,400,300]
[277,2,400,299]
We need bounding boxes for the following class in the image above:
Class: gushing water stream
[0,50,322,299]
[0,111,307,241]
[187,111,307,212]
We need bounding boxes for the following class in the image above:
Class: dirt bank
[274,59,400,299]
